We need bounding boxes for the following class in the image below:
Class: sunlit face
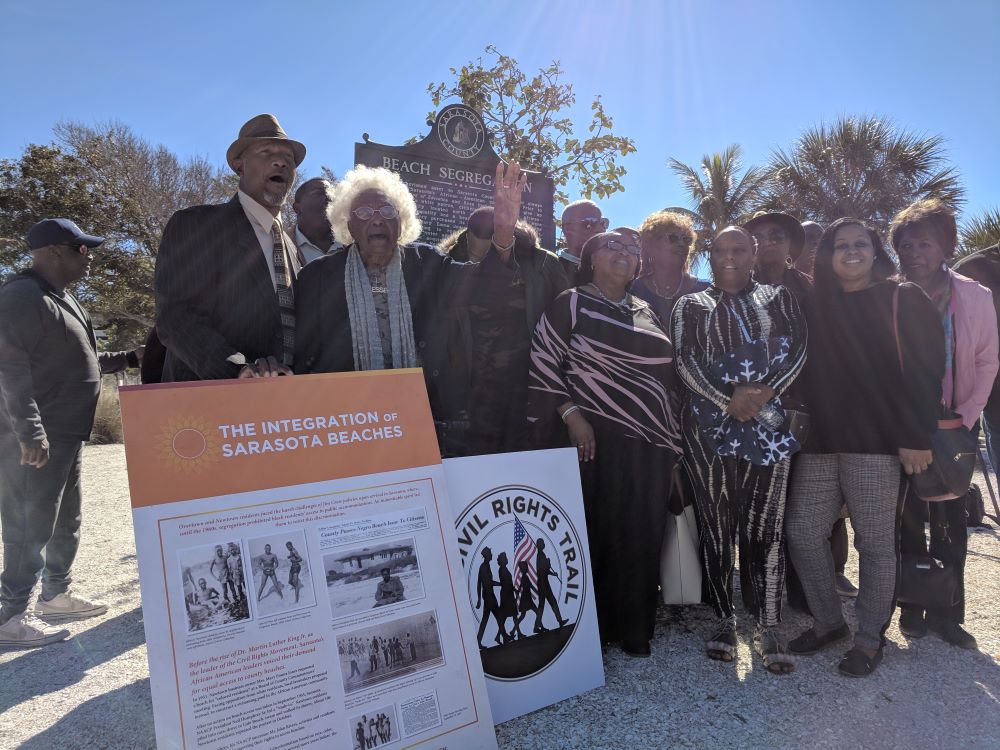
[644,225,692,275]
[710,229,756,291]
[896,226,948,285]
[590,230,640,287]
[236,141,296,209]
[831,224,876,290]
[293,179,332,235]
[750,219,791,267]
[348,189,400,255]
[562,204,608,254]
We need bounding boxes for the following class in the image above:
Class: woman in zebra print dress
[671,226,807,674]
[528,228,683,657]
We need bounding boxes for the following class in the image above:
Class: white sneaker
[33,591,108,621]
[0,611,70,648]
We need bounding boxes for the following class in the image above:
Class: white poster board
[444,449,605,723]
[121,372,497,750]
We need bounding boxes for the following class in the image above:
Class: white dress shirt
[295,225,344,265]
[237,190,300,289]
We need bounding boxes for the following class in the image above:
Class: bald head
[293,177,334,247]
[561,200,608,255]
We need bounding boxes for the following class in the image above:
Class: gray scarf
[345,244,418,370]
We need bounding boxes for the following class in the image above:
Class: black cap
[27,218,104,250]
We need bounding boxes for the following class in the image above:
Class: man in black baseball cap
[26,218,106,251]
[0,218,142,647]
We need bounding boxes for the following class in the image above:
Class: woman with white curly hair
[295,162,528,418]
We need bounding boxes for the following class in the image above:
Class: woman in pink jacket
[891,198,999,650]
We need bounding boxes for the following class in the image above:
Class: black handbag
[908,413,978,501]
[898,554,960,609]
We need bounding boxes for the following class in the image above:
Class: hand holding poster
[120,371,496,750]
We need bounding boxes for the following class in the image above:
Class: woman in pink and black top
[528,228,682,658]
[892,198,999,651]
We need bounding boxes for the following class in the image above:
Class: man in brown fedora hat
[154,114,307,381]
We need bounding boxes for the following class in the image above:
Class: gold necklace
[650,273,684,299]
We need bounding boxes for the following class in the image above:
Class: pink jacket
[950,270,999,428]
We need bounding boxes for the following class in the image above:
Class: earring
[785,256,794,268]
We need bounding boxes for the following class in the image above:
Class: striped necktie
[271,220,296,366]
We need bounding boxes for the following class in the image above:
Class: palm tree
[954,206,1000,262]
[765,115,964,234]
[668,145,768,257]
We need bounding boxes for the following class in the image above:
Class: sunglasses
[597,240,641,257]
[352,205,398,221]
[565,217,609,231]
[754,229,787,245]
[62,243,91,256]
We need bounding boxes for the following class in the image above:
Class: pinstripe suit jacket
[154,195,290,381]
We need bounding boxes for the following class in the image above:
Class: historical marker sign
[355,104,557,250]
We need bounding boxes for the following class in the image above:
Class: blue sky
[3,0,997,241]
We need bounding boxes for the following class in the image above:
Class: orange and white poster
[120,370,496,750]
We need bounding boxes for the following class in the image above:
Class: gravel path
[1,445,998,749]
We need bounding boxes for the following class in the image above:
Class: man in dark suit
[0,219,142,647]
[154,114,306,381]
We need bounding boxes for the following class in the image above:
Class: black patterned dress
[671,281,806,627]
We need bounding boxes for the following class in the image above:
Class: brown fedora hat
[743,210,807,260]
[226,114,306,172]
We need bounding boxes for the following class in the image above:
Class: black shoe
[835,573,859,598]
[838,646,883,678]
[898,608,927,638]
[788,623,851,655]
[622,640,651,658]
[927,619,978,650]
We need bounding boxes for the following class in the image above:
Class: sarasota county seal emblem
[436,105,486,159]
[455,485,585,680]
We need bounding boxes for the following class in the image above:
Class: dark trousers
[899,481,967,624]
[0,436,84,620]
[579,426,672,646]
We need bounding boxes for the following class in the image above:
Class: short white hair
[327,165,422,245]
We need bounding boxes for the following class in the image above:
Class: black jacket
[154,196,292,382]
[294,243,461,417]
[438,230,569,420]
[0,270,133,443]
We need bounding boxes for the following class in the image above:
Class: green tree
[426,45,636,204]
[765,115,964,233]
[0,122,238,348]
[955,206,1000,261]
[667,144,768,257]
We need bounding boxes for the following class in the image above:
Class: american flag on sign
[512,517,538,591]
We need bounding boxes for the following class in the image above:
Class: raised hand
[493,161,528,249]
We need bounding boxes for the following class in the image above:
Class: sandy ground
[1,444,998,749]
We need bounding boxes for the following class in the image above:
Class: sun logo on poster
[455,485,586,681]
[157,416,219,474]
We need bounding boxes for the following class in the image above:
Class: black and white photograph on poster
[348,704,400,749]
[246,531,316,616]
[323,537,425,620]
[456,484,587,679]
[337,610,445,694]
[177,541,251,633]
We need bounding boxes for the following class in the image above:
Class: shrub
[90,378,123,444]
